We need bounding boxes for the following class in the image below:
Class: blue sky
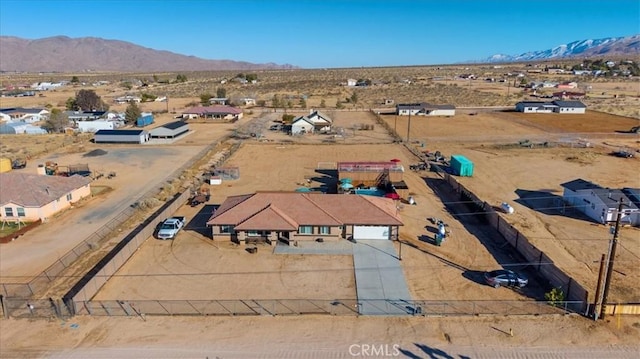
[1,0,638,68]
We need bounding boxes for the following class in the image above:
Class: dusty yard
[383,111,640,303]
[93,142,545,303]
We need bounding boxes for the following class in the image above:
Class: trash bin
[435,233,444,246]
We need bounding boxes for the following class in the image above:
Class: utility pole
[599,199,625,320]
[593,253,606,320]
[406,111,411,143]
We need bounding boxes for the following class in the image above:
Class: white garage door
[353,225,389,240]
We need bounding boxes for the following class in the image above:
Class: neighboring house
[346,79,357,87]
[239,97,256,106]
[0,107,49,123]
[207,192,403,243]
[556,82,578,89]
[114,95,141,104]
[30,82,63,91]
[0,172,91,222]
[149,121,189,139]
[561,179,639,226]
[290,110,333,135]
[94,129,150,144]
[182,106,243,121]
[552,91,586,100]
[66,111,106,122]
[76,120,119,133]
[515,100,586,114]
[208,98,228,105]
[396,103,456,116]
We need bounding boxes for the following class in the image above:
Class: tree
[350,92,358,104]
[125,101,142,125]
[65,97,78,111]
[282,114,295,123]
[272,94,280,108]
[245,73,258,82]
[42,108,69,133]
[216,87,227,98]
[141,93,157,102]
[336,99,344,109]
[299,97,307,109]
[75,89,107,111]
[175,74,187,83]
[70,76,80,84]
[200,93,213,105]
[320,99,326,107]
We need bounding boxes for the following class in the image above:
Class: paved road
[352,239,413,315]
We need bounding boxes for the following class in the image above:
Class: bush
[545,287,565,307]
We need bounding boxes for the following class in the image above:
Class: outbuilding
[450,155,474,177]
[149,121,190,139]
[94,129,150,144]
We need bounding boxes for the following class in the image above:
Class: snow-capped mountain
[484,35,640,62]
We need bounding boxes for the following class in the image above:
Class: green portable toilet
[450,155,474,177]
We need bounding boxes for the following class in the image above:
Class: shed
[450,155,474,177]
[136,113,154,127]
[94,129,149,144]
[149,121,189,139]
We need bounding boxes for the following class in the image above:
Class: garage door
[353,225,389,240]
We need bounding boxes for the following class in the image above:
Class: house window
[4,208,13,217]
[319,226,330,235]
[220,225,234,234]
[17,208,25,217]
[299,226,313,234]
[66,193,73,201]
[247,230,259,237]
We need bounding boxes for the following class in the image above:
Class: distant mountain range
[484,34,640,63]
[0,36,298,72]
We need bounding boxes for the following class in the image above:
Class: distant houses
[0,107,49,123]
[515,100,586,114]
[396,103,456,116]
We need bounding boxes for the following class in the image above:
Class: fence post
[0,295,7,319]
[538,252,544,271]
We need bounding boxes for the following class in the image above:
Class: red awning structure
[385,192,400,200]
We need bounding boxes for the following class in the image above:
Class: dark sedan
[484,269,528,288]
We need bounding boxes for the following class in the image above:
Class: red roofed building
[207,192,403,243]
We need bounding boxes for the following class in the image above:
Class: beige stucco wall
[1,184,91,222]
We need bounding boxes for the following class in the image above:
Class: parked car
[156,216,186,240]
[484,269,528,288]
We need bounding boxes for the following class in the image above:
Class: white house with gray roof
[396,103,456,116]
[516,100,586,114]
[561,179,639,226]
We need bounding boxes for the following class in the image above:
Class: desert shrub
[545,287,565,307]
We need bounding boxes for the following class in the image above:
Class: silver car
[484,269,528,288]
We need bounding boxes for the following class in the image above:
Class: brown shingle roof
[207,192,403,228]
[0,173,91,207]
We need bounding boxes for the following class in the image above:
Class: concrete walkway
[352,239,413,315]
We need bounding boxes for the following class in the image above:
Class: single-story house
[291,110,333,135]
[207,192,403,243]
[239,97,256,106]
[0,172,92,222]
[0,107,49,123]
[561,179,639,226]
[346,79,357,87]
[76,120,119,133]
[114,95,141,104]
[396,103,456,116]
[515,100,586,114]
[149,121,189,139]
[208,97,228,105]
[182,106,243,121]
[65,111,106,122]
[94,129,150,144]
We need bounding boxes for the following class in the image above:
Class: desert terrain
[1,65,639,357]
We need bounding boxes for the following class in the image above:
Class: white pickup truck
[156,216,186,240]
